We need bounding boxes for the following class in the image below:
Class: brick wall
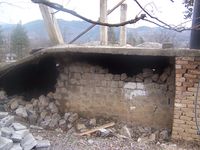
[172,57,200,141]
[53,59,175,129]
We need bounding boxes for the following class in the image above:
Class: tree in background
[10,22,29,58]
[108,27,117,45]
[183,0,194,19]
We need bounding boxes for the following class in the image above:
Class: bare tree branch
[0,1,23,8]
[31,0,146,27]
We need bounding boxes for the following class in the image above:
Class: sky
[0,0,190,28]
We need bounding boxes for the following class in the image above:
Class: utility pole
[100,0,108,45]
[190,0,200,49]
[119,3,127,46]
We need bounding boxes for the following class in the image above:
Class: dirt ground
[31,128,200,150]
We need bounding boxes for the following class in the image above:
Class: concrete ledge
[1,45,200,74]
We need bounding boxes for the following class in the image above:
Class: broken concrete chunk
[0,136,13,150]
[12,122,27,131]
[30,125,43,130]
[58,119,66,127]
[21,133,37,150]
[76,123,86,130]
[0,115,14,127]
[49,102,58,113]
[64,112,71,121]
[15,107,28,118]
[68,113,78,123]
[38,95,49,108]
[36,140,51,149]
[0,112,8,119]
[10,100,19,110]
[159,129,169,141]
[10,143,23,150]
[1,127,13,138]
[89,118,96,126]
[11,129,29,142]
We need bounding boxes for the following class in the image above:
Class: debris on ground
[0,111,50,150]
[0,90,200,150]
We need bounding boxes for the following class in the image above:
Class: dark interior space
[0,53,173,99]
[0,56,58,99]
[67,53,173,76]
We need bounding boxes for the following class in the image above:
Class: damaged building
[0,45,200,143]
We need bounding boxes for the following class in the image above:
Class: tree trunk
[190,0,200,49]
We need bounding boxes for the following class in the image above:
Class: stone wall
[53,59,175,129]
[172,57,200,141]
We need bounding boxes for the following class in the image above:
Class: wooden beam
[100,0,108,45]
[120,4,127,46]
[78,122,115,136]
[39,3,64,45]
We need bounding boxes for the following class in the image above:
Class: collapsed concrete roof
[1,44,200,74]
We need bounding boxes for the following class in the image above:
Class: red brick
[183,64,197,69]
[176,87,186,91]
[184,74,197,79]
[176,69,187,74]
[188,70,200,75]
[176,60,188,65]
[183,82,194,87]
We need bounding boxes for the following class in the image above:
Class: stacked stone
[8,95,79,130]
[52,62,175,128]
[0,112,50,150]
[172,57,200,141]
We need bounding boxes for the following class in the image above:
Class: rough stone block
[12,123,27,131]
[0,112,8,119]
[11,129,29,142]
[120,73,127,80]
[1,127,13,138]
[15,107,28,118]
[21,133,37,150]
[10,143,23,150]
[36,140,50,149]
[0,115,14,127]
[0,136,13,150]
[124,82,136,90]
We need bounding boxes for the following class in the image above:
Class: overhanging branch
[31,0,146,27]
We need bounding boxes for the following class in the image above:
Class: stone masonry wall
[54,60,175,129]
[172,57,200,141]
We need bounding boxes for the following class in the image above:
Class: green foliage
[11,23,29,58]
[108,27,117,45]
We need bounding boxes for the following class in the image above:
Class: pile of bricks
[172,57,200,141]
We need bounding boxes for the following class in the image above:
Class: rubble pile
[0,112,50,150]
[6,94,80,131]
[0,89,171,145]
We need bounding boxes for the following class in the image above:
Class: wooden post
[39,4,64,45]
[120,4,127,46]
[100,0,108,45]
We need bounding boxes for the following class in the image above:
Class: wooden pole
[100,0,108,45]
[119,4,127,46]
[69,0,126,44]
[39,4,64,45]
